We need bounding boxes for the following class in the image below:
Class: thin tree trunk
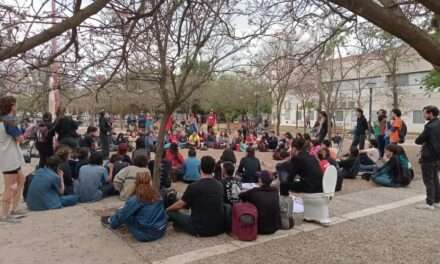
[392,83,399,109]
[303,103,307,134]
[276,109,281,136]
[152,111,172,190]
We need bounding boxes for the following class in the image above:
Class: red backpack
[231,202,258,241]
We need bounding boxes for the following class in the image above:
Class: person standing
[389,108,403,145]
[415,106,440,210]
[54,108,80,149]
[34,112,56,168]
[316,111,328,143]
[99,111,112,160]
[0,96,26,223]
[206,110,217,132]
[374,109,387,158]
[352,108,369,150]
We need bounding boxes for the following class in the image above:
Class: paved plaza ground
[1,141,439,264]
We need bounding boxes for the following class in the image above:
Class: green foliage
[199,73,271,121]
[423,70,440,92]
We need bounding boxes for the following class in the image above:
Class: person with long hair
[165,143,184,181]
[102,171,168,242]
[0,96,26,223]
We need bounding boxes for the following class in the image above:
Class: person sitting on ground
[79,126,98,152]
[338,146,360,179]
[371,144,414,187]
[267,131,279,151]
[101,171,168,242]
[165,143,185,181]
[214,147,237,180]
[237,147,262,183]
[182,148,201,184]
[103,154,129,197]
[167,156,225,237]
[309,139,321,157]
[148,151,172,190]
[206,129,217,148]
[321,139,337,161]
[359,139,380,174]
[303,133,312,152]
[113,154,150,200]
[117,143,132,164]
[26,156,79,211]
[220,162,242,205]
[187,131,201,148]
[239,170,281,235]
[55,146,75,195]
[73,147,89,180]
[245,131,257,146]
[317,147,330,173]
[217,130,230,148]
[278,138,323,194]
[76,151,109,203]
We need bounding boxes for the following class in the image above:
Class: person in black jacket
[415,105,440,210]
[54,108,80,149]
[352,108,369,150]
[99,111,112,159]
[316,111,328,143]
[237,147,261,183]
[239,170,281,234]
[278,138,323,194]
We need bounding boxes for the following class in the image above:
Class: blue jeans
[61,195,79,207]
[359,164,378,174]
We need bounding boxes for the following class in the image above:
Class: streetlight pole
[366,82,376,123]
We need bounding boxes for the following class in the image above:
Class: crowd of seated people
[21,110,419,243]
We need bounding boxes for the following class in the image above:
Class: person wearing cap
[239,170,281,234]
[237,147,261,183]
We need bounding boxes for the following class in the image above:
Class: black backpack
[399,121,407,143]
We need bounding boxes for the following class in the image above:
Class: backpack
[399,121,407,143]
[398,155,414,186]
[160,188,178,208]
[231,202,258,241]
[279,196,294,230]
[23,172,34,200]
[35,123,49,143]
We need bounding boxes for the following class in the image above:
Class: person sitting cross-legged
[239,170,281,235]
[278,138,323,194]
[101,171,168,242]
[76,151,109,203]
[26,156,79,211]
[237,147,261,183]
[167,156,225,237]
[182,147,201,184]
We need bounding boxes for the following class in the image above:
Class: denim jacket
[110,196,168,242]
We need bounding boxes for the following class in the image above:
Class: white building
[277,47,440,133]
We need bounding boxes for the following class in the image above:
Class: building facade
[276,47,440,133]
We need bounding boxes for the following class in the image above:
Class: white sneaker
[416,204,435,210]
[433,203,440,209]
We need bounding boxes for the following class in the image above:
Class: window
[351,111,357,122]
[413,110,425,124]
[296,111,303,121]
[387,74,409,87]
[335,111,344,122]
[284,111,291,121]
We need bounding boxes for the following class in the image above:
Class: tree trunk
[392,83,399,109]
[152,111,172,190]
[276,109,281,136]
